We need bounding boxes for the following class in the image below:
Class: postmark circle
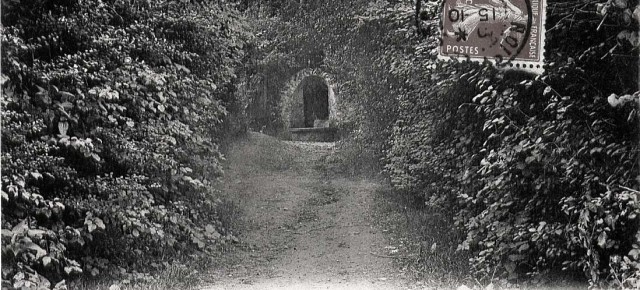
[438,0,533,66]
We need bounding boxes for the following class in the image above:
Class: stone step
[288,127,338,142]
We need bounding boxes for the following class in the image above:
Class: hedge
[1,0,249,288]
[384,0,639,286]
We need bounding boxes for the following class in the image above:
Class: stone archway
[281,69,337,130]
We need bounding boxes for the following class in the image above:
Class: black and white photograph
[1,0,639,289]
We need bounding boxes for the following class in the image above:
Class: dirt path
[202,132,415,290]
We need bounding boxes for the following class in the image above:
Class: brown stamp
[438,0,546,73]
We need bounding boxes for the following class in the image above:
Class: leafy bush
[1,0,249,288]
[214,0,640,286]
[384,0,640,286]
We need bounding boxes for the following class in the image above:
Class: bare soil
[202,132,417,290]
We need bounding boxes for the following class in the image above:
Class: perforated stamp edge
[437,0,547,74]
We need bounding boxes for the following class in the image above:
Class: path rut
[202,133,414,290]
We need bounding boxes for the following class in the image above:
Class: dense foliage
[8,0,635,287]
[245,0,640,287]
[1,0,249,288]
[381,0,640,287]
[236,2,329,134]
[240,0,411,172]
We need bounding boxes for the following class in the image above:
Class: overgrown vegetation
[375,0,638,287]
[384,0,640,287]
[3,0,639,288]
[1,0,249,288]
[239,6,327,134]
[242,0,640,287]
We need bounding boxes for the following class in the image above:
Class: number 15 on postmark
[438,0,547,73]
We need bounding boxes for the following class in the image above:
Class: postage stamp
[438,0,547,73]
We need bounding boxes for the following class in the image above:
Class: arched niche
[281,69,337,130]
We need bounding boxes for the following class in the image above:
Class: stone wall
[280,68,338,130]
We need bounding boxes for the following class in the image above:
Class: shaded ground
[73,132,589,290]
[201,132,416,290]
